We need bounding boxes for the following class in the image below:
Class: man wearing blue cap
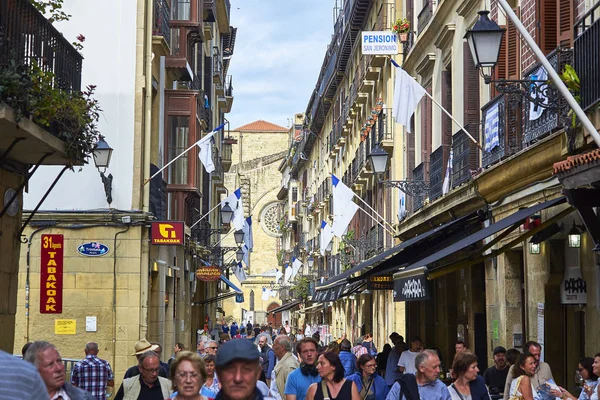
[215,338,266,400]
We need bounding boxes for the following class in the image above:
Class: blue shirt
[284,368,321,400]
[231,324,238,336]
[385,348,402,386]
[386,378,452,400]
[347,372,390,400]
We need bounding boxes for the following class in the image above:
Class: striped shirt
[70,355,114,400]
[0,350,49,400]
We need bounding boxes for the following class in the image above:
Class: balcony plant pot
[399,33,408,42]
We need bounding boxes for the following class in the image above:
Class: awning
[299,303,324,314]
[391,197,571,280]
[317,212,477,290]
[270,299,302,315]
[220,275,243,293]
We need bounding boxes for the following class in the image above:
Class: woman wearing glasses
[169,351,210,400]
[347,354,390,400]
[555,357,598,400]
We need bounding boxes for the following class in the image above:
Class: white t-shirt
[398,350,420,374]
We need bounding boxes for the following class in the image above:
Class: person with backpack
[386,349,451,400]
[362,333,378,357]
[259,333,277,386]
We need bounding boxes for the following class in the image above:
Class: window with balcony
[168,116,190,184]
[172,0,191,20]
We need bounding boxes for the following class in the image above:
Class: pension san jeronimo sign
[394,274,431,302]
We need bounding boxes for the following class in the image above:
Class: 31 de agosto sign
[40,234,64,314]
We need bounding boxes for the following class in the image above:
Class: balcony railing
[0,0,82,91]
[481,93,523,168]
[523,48,572,146]
[417,1,433,35]
[225,75,233,97]
[428,146,445,202]
[413,162,426,211]
[575,2,600,111]
[154,0,171,44]
[212,47,223,82]
[452,124,479,189]
[377,108,393,143]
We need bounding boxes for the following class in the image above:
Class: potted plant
[393,17,411,42]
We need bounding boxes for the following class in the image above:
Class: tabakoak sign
[40,234,64,314]
[151,222,184,245]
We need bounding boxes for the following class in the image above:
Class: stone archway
[267,302,282,329]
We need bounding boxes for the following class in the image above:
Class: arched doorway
[267,302,282,329]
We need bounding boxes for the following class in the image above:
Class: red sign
[40,234,64,314]
[196,266,222,281]
[151,222,185,245]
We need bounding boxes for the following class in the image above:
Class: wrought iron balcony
[523,48,572,146]
[428,146,445,202]
[452,124,479,189]
[154,0,171,44]
[212,47,223,84]
[221,140,232,172]
[412,162,427,211]
[575,2,600,111]
[417,1,433,35]
[481,93,523,169]
[0,0,82,92]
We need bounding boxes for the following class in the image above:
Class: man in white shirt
[398,337,423,374]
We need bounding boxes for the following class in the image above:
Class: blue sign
[235,294,244,303]
[77,242,109,257]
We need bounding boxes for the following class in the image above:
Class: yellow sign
[54,319,76,335]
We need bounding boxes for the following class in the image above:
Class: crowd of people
[2,328,600,400]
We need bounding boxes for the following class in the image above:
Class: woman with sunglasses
[347,354,389,400]
[555,357,599,400]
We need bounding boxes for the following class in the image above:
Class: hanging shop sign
[151,221,184,245]
[361,31,399,55]
[77,242,109,256]
[40,234,64,314]
[560,267,587,304]
[235,294,245,303]
[195,266,222,282]
[394,274,430,302]
[367,274,394,290]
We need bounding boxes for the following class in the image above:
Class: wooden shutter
[441,69,453,171]
[463,42,480,128]
[407,0,414,36]
[492,25,507,97]
[557,0,574,46]
[506,8,520,79]
[540,0,558,55]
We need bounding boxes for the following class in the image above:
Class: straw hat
[132,339,159,356]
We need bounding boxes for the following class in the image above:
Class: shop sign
[367,274,394,290]
[361,31,399,55]
[235,294,244,303]
[151,222,184,245]
[394,274,430,302]
[195,266,222,281]
[40,234,64,314]
[560,267,587,304]
[77,242,109,256]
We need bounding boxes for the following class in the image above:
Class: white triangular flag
[198,139,215,173]
[392,64,426,133]
[442,149,453,195]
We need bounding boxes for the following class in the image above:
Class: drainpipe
[140,0,153,340]
[112,225,130,374]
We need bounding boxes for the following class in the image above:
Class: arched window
[250,290,255,311]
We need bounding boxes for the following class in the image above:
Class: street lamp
[235,247,245,262]
[568,221,583,248]
[529,242,540,254]
[464,11,505,83]
[221,202,234,225]
[465,10,559,109]
[367,144,430,197]
[93,136,114,205]
[234,229,245,246]
[307,256,315,269]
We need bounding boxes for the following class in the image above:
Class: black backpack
[396,373,420,400]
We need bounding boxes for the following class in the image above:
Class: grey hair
[24,341,56,366]
[257,333,270,342]
[415,349,438,370]
[85,342,99,353]
[206,340,218,348]
[138,350,159,365]
[275,335,292,352]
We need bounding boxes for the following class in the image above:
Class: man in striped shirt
[71,342,114,400]
[0,350,48,400]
